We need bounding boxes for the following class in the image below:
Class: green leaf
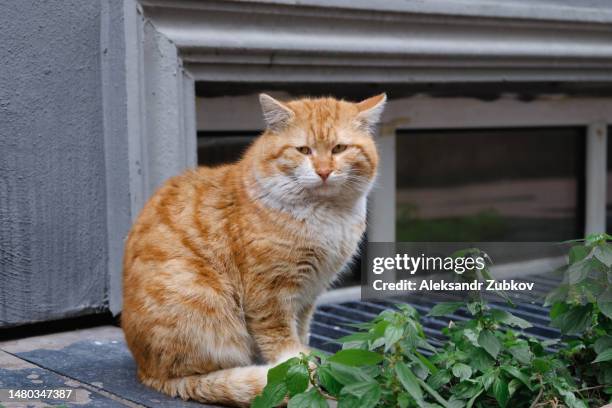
[427,369,452,390]
[550,304,593,334]
[501,366,533,391]
[478,330,501,359]
[360,364,381,379]
[567,258,593,284]
[335,332,372,344]
[467,302,483,316]
[598,288,612,319]
[594,335,612,354]
[452,381,482,399]
[568,245,590,264]
[417,377,450,408]
[553,386,588,408]
[593,348,612,363]
[287,388,328,408]
[327,362,374,385]
[544,285,569,307]
[268,358,299,383]
[508,344,533,364]
[317,366,342,396]
[447,398,467,408]
[507,379,521,398]
[345,321,376,330]
[327,349,383,366]
[593,244,612,266]
[532,357,551,373]
[468,348,494,372]
[415,351,438,374]
[416,337,438,353]
[339,381,381,408]
[383,324,404,352]
[311,349,330,358]
[490,309,532,329]
[492,377,510,408]
[286,364,310,397]
[585,232,611,247]
[253,381,288,408]
[371,320,390,337]
[251,395,268,408]
[428,302,464,317]
[463,329,480,347]
[397,393,410,408]
[550,302,569,319]
[395,361,424,404]
[397,303,419,319]
[466,387,484,408]
[479,370,496,390]
[369,337,386,350]
[340,381,379,398]
[599,301,612,320]
[452,363,472,381]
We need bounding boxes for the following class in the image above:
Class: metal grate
[309,274,562,354]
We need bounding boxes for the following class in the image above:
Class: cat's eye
[296,146,312,155]
[332,144,348,154]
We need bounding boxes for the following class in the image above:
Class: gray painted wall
[0,0,116,326]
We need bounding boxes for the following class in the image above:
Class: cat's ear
[355,93,387,133]
[259,94,294,132]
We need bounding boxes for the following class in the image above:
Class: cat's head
[249,94,385,206]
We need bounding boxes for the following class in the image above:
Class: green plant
[544,233,612,401]
[254,236,612,407]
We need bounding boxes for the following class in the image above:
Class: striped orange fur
[122,93,386,406]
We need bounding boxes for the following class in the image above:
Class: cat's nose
[317,169,332,181]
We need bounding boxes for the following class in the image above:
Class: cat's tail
[140,365,270,408]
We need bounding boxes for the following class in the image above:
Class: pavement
[0,326,207,408]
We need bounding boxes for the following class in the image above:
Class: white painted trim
[107,0,197,313]
[197,95,612,131]
[142,22,196,195]
[317,286,361,305]
[124,0,149,219]
[180,70,198,168]
[585,122,608,235]
[367,128,396,243]
[123,1,199,212]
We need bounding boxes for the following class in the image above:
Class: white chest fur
[298,196,367,293]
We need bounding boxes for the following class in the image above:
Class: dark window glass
[197,131,259,166]
[396,127,585,242]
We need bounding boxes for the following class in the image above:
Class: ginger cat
[122,93,386,407]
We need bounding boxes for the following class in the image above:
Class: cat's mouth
[309,181,341,197]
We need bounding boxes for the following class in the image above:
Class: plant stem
[529,375,544,408]
[576,384,605,392]
[307,364,337,401]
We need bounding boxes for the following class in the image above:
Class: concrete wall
[0,0,116,326]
